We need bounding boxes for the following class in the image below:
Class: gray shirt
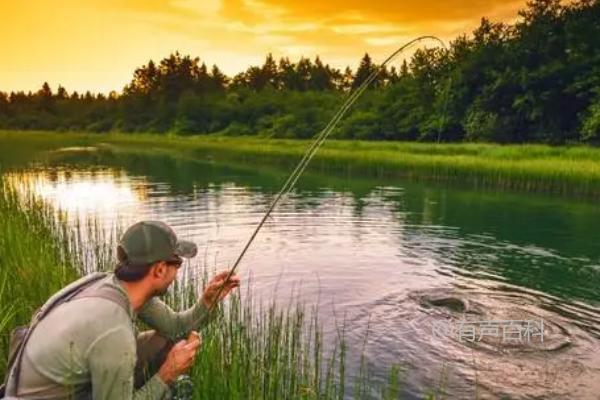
[9,273,210,399]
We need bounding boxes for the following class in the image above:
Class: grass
[2,130,600,198]
[0,184,79,374]
[0,179,411,399]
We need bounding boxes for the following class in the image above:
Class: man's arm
[88,327,169,400]
[138,297,210,341]
[138,271,240,340]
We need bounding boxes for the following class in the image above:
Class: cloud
[243,0,526,25]
[123,0,528,61]
[0,0,531,93]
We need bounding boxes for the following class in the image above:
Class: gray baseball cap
[119,221,197,265]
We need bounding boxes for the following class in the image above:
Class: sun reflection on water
[4,168,147,220]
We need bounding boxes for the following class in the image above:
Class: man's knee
[134,330,174,388]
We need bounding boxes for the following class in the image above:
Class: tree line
[1,0,599,143]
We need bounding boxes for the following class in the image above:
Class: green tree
[352,53,381,89]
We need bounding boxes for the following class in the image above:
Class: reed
[0,184,79,374]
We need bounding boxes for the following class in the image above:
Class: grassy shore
[0,180,416,399]
[0,185,79,374]
[2,130,600,198]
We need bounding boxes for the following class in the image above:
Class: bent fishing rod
[205,35,447,312]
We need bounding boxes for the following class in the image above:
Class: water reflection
[4,169,146,218]
[4,146,600,399]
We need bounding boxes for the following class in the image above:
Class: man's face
[153,260,181,296]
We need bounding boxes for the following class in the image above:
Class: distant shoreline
[2,130,600,198]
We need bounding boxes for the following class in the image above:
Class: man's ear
[152,261,167,279]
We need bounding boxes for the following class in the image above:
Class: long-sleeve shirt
[8,273,210,400]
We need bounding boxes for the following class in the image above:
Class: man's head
[115,221,197,296]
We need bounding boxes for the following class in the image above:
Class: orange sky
[0,0,527,94]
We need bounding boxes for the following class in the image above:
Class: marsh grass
[0,183,79,374]
[2,130,599,197]
[0,179,409,399]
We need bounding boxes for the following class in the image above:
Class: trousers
[134,330,174,389]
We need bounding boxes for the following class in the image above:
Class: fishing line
[206,35,448,311]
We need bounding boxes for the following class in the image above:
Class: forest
[1,0,599,144]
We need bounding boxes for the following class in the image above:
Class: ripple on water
[350,283,600,399]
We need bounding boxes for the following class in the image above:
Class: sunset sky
[1,0,527,94]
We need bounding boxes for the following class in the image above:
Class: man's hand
[202,270,241,309]
[158,331,202,385]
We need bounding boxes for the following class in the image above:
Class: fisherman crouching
[2,220,240,399]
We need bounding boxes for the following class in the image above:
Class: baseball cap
[119,221,197,265]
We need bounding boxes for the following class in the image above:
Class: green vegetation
[0,186,79,374]
[3,130,600,198]
[110,134,600,197]
[0,180,407,398]
[1,0,600,144]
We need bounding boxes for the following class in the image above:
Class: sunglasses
[166,256,183,268]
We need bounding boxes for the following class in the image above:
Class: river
[3,142,600,399]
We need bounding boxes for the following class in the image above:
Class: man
[5,220,240,399]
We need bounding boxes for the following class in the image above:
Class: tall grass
[0,184,79,374]
[0,180,408,399]
[2,130,599,198]
[140,135,600,197]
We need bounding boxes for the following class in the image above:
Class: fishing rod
[205,35,448,312]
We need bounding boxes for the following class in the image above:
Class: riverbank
[2,130,600,198]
